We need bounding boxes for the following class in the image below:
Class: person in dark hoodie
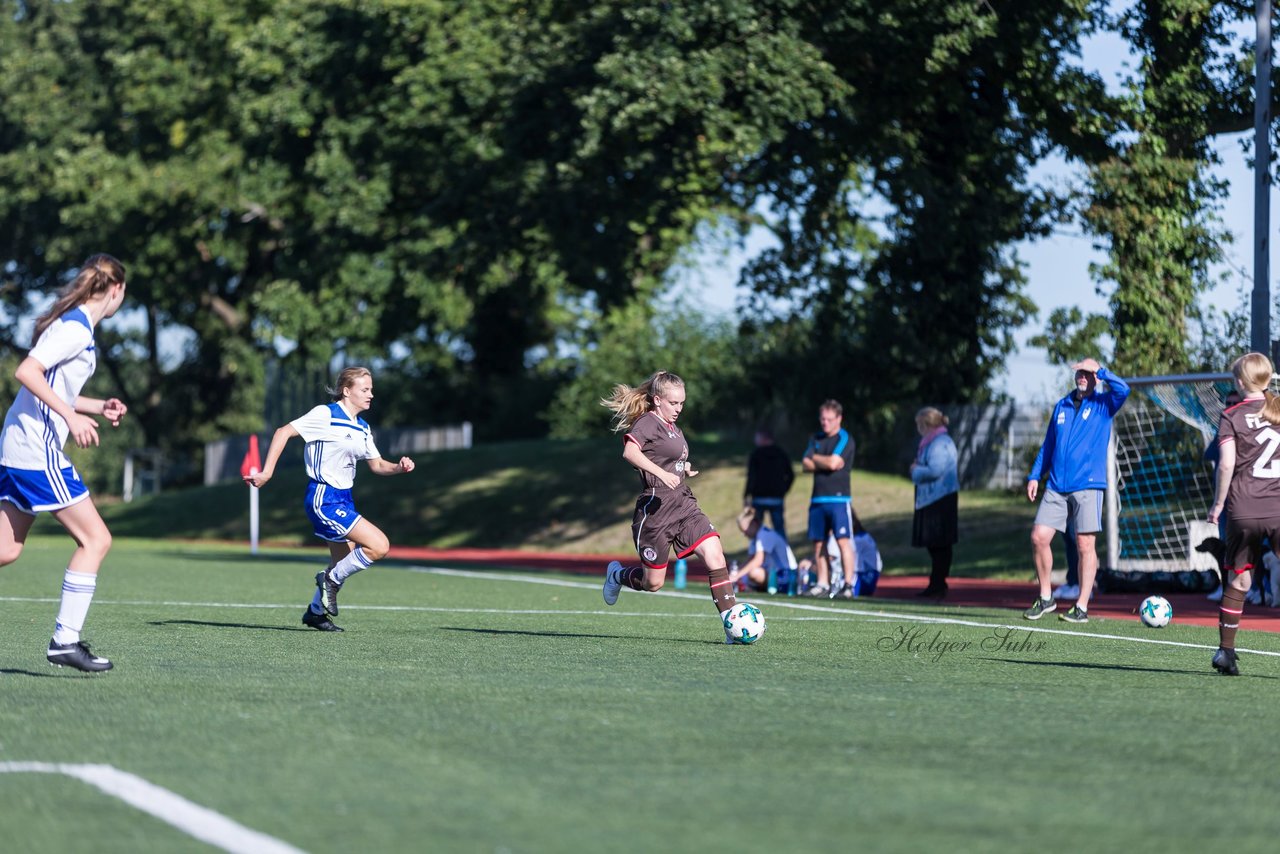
[744,427,796,543]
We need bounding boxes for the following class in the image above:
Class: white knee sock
[53,569,97,644]
[330,547,373,584]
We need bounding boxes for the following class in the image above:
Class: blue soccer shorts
[0,465,91,514]
[808,500,852,543]
[304,481,362,542]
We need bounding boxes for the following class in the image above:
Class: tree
[545,297,749,439]
[738,0,1109,429]
[1078,0,1245,376]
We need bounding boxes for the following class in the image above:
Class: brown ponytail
[1262,391,1280,426]
[327,366,372,402]
[33,254,126,341]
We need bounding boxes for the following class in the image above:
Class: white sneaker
[603,560,623,606]
[1052,584,1080,601]
[1207,585,1224,602]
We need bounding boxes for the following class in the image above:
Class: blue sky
[687,21,1267,404]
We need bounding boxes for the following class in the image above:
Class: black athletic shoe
[316,569,341,616]
[1058,605,1089,624]
[302,608,344,632]
[1212,647,1239,676]
[46,640,113,672]
[1022,597,1057,620]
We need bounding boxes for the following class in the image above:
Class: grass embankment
[82,437,1057,579]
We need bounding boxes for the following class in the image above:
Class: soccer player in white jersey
[244,367,415,631]
[0,254,129,673]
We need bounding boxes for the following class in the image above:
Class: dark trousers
[927,546,952,590]
[751,500,787,542]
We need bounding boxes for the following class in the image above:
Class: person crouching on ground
[729,506,798,594]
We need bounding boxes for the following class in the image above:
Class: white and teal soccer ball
[724,602,766,644]
[1139,595,1173,628]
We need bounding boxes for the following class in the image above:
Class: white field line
[0,762,306,854]
[3,563,1278,658]
[0,596,853,621]
[400,565,1280,658]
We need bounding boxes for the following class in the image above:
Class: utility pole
[1254,0,1273,356]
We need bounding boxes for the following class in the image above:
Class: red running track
[385,546,1280,633]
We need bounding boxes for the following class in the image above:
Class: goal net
[1104,372,1234,590]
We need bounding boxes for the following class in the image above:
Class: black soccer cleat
[1211,647,1239,676]
[316,569,342,616]
[302,608,344,632]
[46,640,113,672]
[1058,605,1089,624]
[1022,597,1057,620]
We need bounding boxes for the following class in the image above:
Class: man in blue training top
[802,399,857,598]
[1024,357,1130,624]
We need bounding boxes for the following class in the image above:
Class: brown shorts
[1225,517,1280,575]
[631,487,720,569]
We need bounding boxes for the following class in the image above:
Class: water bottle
[673,557,688,589]
[766,565,778,595]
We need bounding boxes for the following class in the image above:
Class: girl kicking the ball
[244,367,414,631]
[599,370,742,642]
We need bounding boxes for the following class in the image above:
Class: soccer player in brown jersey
[599,370,743,642]
[1207,352,1280,675]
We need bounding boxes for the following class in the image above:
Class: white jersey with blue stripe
[0,307,98,471]
[290,403,380,490]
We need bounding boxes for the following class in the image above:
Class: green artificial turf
[1,537,1276,852]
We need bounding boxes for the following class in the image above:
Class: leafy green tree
[738,0,1108,429]
[546,296,748,439]
[1027,306,1114,366]
[1079,0,1244,376]
[2,0,848,445]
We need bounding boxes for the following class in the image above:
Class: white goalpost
[1103,372,1236,589]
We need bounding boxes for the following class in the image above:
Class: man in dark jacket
[745,428,796,543]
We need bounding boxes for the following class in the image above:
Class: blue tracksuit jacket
[1027,367,1130,493]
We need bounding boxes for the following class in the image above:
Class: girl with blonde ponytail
[1207,352,1280,676]
[600,371,745,642]
[0,254,130,672]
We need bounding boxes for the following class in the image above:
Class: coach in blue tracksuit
[1023,357,1130,625]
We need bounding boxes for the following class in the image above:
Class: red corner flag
[240,434,262,478]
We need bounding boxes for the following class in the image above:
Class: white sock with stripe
[330,547,373,584]
[308,587,325,614]
[53,569,98,644]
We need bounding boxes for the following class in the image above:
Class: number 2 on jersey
[1254,427,1280,478]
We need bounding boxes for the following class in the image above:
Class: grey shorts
[1034,489,1104,535]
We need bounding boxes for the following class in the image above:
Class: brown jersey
[623,411,718,566]
[624,411,690,492]
[1218,398,1280,520]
